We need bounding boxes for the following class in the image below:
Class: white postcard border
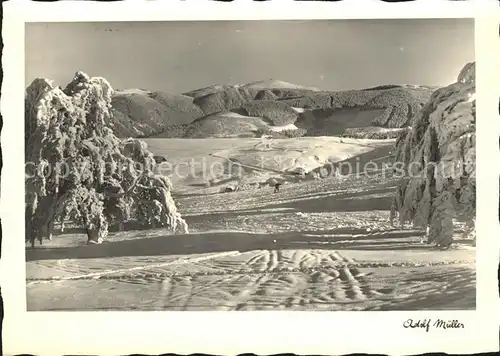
[1,1,499,355]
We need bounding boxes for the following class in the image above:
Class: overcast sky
[25,19,474,94]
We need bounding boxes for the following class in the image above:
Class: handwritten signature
[403,319,465,332]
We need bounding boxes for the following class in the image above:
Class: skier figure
[274,182,282,193]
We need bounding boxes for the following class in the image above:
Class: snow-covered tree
[25,71,188,247]
[390,62,475,247]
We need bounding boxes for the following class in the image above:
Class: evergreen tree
[391,62,476,247]
[25,72,188,247]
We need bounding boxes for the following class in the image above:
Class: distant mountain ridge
[107,79,436,138]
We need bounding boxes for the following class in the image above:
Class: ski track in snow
[27,248,475,311]
[26,164,476,311]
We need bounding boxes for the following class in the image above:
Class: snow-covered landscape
[26,154,476,310]
[24,20,476,311]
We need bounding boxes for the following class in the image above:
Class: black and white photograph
[3,2,500,355]
[22,18,478,311]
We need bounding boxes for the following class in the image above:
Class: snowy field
[25,138,476,311]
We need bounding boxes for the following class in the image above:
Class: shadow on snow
[25,226,434,262]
